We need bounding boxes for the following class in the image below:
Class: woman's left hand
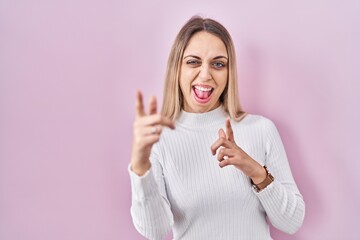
[210,118,267,184]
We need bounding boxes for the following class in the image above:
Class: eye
[212,61,226,69]
[186,59,201,65]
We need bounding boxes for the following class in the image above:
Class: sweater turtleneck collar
[176,105,228,128]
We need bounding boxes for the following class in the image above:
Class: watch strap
[252,166,274,192]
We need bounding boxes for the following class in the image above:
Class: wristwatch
[252,166,274,192]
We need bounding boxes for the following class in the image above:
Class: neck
[177,105,228,128]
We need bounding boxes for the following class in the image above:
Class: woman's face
[179,31,228,113]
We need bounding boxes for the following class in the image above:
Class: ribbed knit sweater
[129,106,305,240]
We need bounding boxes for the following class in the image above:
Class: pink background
[1,1,359,239]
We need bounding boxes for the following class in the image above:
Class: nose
[198,64,212,80]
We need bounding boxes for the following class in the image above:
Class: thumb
[218,128,226,139]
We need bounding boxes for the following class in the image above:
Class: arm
[211,117,305,234]
[129,91,175,239]
[255,119,305,234]
[129,147,174,240]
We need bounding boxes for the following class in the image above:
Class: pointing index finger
[226,118,235,142]
[210,137,233,155]
[148,96,157,115]
[136,90,145,118]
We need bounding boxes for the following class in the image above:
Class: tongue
[194,88,211,99]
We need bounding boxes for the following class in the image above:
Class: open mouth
[192,85,213,103]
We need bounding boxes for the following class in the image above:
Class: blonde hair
[161,16,246,121]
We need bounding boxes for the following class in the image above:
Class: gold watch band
[252,166,274,192]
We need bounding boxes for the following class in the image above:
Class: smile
[192,85,213,103]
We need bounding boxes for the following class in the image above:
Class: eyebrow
[183,55,228,60]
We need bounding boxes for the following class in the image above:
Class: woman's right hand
[131,91,175,176]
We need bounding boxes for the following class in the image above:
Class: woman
[129,16,305,240]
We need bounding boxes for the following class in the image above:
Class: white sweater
[129,106,305,240]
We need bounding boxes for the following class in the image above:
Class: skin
[180,31,228,113]
[131,31,266,184]
[131,91,175,176]
[211,118,267,184]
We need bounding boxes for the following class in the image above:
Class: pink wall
[1,1,359,239]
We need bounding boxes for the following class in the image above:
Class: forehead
[184,31,227,56]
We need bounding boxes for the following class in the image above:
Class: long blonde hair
[161,16,246,121]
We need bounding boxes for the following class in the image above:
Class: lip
[192,83,213,89]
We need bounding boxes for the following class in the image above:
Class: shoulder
[232,114,280,140]
[236,113,276,130]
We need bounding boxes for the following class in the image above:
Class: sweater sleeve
[254,118,305,234]
[129,146,174,240]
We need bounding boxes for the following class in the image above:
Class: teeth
[194,85,212,92]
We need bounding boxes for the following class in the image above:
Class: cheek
[214,71,228,89]
[178,75,190,95]
[180,69,197,87]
